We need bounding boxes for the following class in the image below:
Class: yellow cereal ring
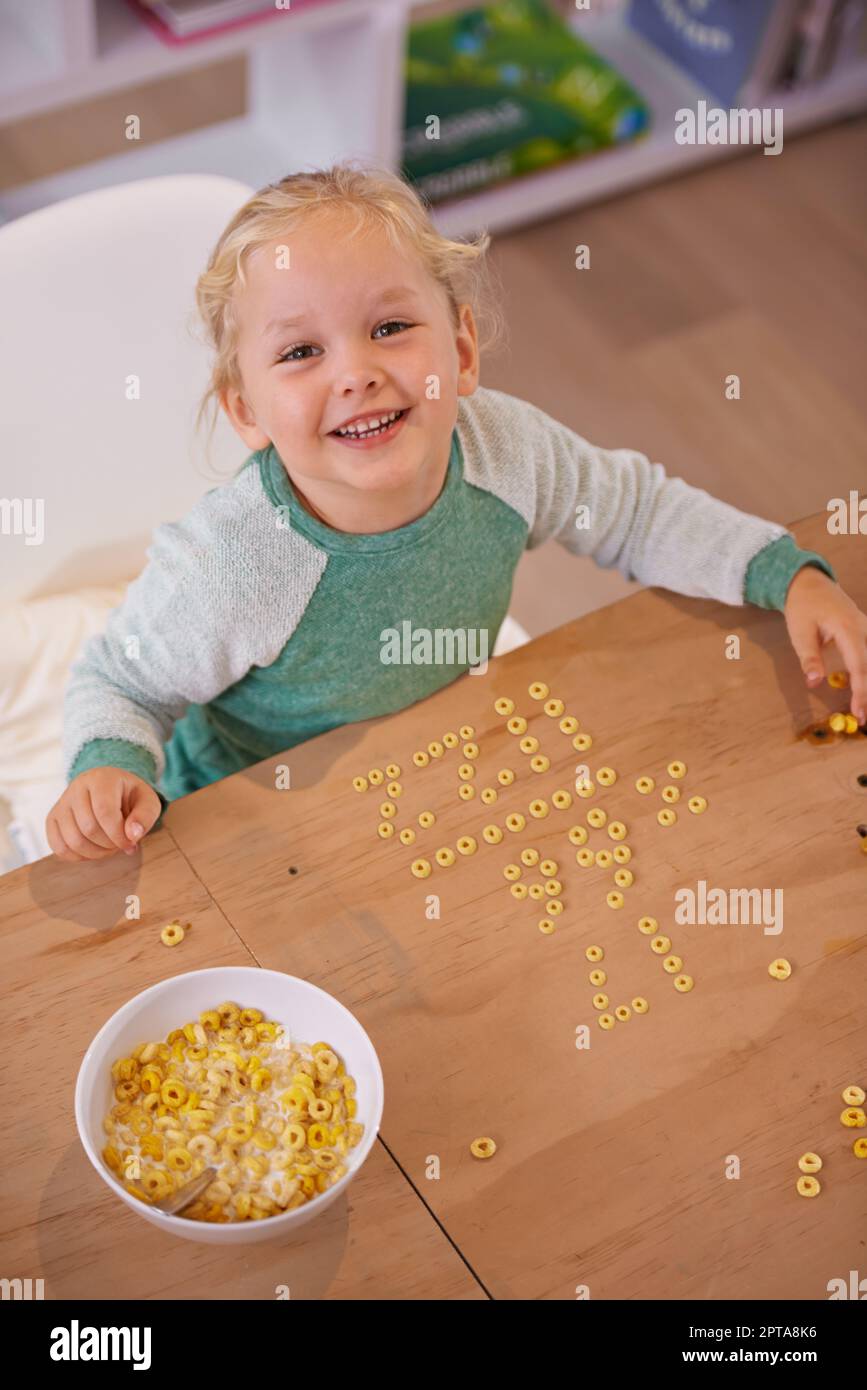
[638,916,658,934]
[352,776,368,792]
[798,1152,822,1173]
[568,825,588,846]
[507,716,527,735]
[843,1085,866,1105]
[796,1175,820,1198]
[632,997,649,1014]
[546,900,564,916]
[544,698,564,717]
[661,785,680,803]
[575,848,594,867]
[418,810,435,828]
[510,883,528,900]
[530,755,550,773]
[606,892,624,910]
[520,736,540,755]
[435,847,456,867]
[559,716,579,734]
[529,799,549,819]
[481,788,498,805]
[594,849,613,868]
[412,751,430,768]
[596,767,617,786]
[528,883,545,900]
[688,796,707,814]
[494,697,515,716]
[587,808,607,828]
[551,789,572,809]
[428,741,445,759]
[386,763,401,777]
[497,768,516,786]
[458,784,475,801]
[589,969,606,986]
[592,993,608,1010]
[667,760,687,778]
[544,879,562,897]
[614,868,634,888]
[538,920,555,934]
[585,945,604,962]
[768,958,792,980]
[650,935,671,954]
[506,813,526,832]
[411,858,431,878]
[462,742,479,760]
[377,822,395,839]
[635,776,655,794]
[380,800,397,819]
[528,682,548,700]
[657,809,677,826]
[607,821,627,841]
[573,733,593,751]
[613,845,631,863]
[456,836,477,855]
[503,863,522,881]
[161,921,185,947]
[673,974,694,993]
[521,847,541,866]
[598,1014,615,1030]
[399,827,416,846]
[368,769,384,785]
[470,1136,497,1158]
[841,1108,866,1128]
[829,712,847,732]
[614,1005,631,1021]
[575,780,595,799]
[540,859,558,877]
[828,670,849,688]
[853,1138,867,1158]
[458,762,475,780]
[662,955,683,973]
[442,733,459,749]
[482,824,503,844]
[459,725,475,740]
[386,781,402,797]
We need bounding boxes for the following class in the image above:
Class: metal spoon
[152,1165,217,1216]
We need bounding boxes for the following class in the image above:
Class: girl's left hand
[784,566,867,724]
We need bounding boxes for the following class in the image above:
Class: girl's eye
[373,319,412,338]
[277,343,319,363]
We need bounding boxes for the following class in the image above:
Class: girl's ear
[220,384,271,450]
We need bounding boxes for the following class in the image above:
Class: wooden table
[3,514,865,1300]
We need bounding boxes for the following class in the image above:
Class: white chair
[0,173,527,870]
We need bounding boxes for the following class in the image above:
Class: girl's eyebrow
[263,286,420,337]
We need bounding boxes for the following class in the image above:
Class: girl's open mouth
[329,407,409,448]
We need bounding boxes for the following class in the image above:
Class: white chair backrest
[0,174,255,601]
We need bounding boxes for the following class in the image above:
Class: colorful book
[626,0,797,104]
[401,0,650,206]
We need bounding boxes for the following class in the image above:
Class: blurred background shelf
[1,0,866,230]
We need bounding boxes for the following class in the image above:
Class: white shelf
[0,0,402,123]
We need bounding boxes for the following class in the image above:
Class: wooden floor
[492,114,867,637]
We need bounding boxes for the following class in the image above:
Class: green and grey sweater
[63,385,834,809]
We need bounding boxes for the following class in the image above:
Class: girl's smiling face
[221,209,479,532]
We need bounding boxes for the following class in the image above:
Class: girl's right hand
[46,768,162,862]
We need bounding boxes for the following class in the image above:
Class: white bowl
[75,967,384,1244]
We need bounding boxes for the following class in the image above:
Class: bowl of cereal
[75,967,384,1243]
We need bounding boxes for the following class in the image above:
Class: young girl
[48,163,867,862]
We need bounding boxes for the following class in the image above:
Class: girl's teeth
[336,409,402,437]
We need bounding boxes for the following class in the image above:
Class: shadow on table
[37,1139,351,1300]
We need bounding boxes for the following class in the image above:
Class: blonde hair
[192,159,507,448]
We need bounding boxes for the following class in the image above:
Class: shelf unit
[1,0,866,232]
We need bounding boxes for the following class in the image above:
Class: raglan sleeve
[62,510,249,795]
[520,399,835,609]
